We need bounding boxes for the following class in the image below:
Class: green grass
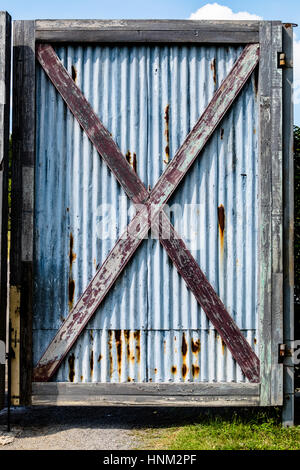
[134,410,300,450]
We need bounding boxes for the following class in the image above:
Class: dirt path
[0,405,198,450]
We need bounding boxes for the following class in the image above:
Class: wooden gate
[9,20,293,408]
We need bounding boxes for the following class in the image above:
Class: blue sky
[2,0,300,123]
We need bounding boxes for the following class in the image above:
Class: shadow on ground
[0,402,298,432]
[0,398,298,450]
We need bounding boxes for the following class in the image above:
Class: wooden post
[282,23,294,427]
[10,20,35,406]
[0,11,11,410]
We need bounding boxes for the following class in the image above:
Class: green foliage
[136,410,300,450]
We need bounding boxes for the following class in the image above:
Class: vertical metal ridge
[34,44,259,383]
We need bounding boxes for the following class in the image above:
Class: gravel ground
[0,405,201,450]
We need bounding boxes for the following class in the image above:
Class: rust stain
[254,338,257,345]
[221,338,226,355]
[132,153,137,173]
[90,350,94,375]
[191,339,201,354]
[71,65,77,83]
[253,128,256,134]
[68,353,75,382]
[68,233,76,310]
[218,205,225,235]
[220,128,224,140]
[218,205,225,256]
[127,377,132,382]
[115,330,122,381]
[181,333,188,380]
[171,366,177,374]
[181,333,188,357]
[254,67,259,97]
[182,364,188,378]
[98,354,102,362]
[68,280,75,308]
[90,330,94,342]
[124,330,131,360]
[80,375,83,382]
[192,364,200,377]
[126,150,131,165]
[134,330,141,364]
[108,330,113,378]
[126,151,137,173]
[69,233,76,264]
[164,104,170,164]
[211,58,217,86]
[154,368,158,374]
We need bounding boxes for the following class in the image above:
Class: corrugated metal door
[33,43,259,384]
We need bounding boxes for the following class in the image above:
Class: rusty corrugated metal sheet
[34,44,259,383]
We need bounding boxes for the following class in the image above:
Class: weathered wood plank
[34,43,260,383]
[36,30,259,44]
[282,23,294,427]
[32,382,260,397]
[35,19,262,31]
[0,11,11,411]
[258,22,273,406]
[35,20,262,43]
[270,22,283,406]
[32,395,260,407]
[11,20,35,406]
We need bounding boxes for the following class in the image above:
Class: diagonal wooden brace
[34,43,260,383]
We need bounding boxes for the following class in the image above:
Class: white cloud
[189,3,262,21]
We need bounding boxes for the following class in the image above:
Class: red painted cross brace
[33,43,260,383]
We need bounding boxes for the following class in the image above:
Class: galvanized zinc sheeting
[34,44,258,383]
